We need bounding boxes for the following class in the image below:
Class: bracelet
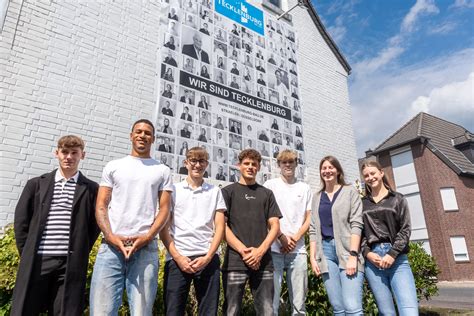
[278,233,284,240]
[349,250,359,257]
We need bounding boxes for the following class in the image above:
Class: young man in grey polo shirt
[160,147,226,315]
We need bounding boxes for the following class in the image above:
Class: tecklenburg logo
[215,0,264,35]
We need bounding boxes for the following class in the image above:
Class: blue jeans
[365,243,418,316]
[89,240,159,316]
[272,252,307,315]
[322,239,364,315]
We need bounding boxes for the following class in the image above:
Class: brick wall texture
[379,144,474,281]
[0,0,359,228]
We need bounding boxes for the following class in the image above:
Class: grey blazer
[309,185,365,273]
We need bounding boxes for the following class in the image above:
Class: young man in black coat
[12,135,100,316]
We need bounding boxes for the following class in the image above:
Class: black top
[361,190,411,259]
[222,183,282,271]
[318,187,342,239]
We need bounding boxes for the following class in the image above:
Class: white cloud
[401,0,439,33]
[353,0,439,76]
[350,48,474,156]
[451,0,474,9]
[326,25,346,43]
[410,72,474,120]
[428,21,458,34]
[326,15,347,43]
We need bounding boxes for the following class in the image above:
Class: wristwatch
[349,250,358,257]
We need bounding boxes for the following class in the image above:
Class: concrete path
[420,281,474,311]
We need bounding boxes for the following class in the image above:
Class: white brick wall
[0,0,359,228]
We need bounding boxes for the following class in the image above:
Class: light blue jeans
[365,243,419,316]
[272,252,308,315]
[322,239,364,315]
[89,240,159,316]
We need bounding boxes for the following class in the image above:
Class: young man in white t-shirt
[90,119,173,315]
[160,147,226,315]
[263,149,313,315]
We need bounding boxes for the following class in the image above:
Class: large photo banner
[156,0,305,183]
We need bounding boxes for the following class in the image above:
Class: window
[450,236,469,262]
[390,148,418,189]
[440,188,459,211]
[267,0,281,8]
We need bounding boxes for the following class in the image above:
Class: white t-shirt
[264,177,313,254]
[100,155,173,236]
[167,179,227,260]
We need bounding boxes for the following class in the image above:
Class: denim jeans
[272,252,307,315]
[223,270,274,316]
[322,239,364,315]
[365,243,419,316]
[89,240,159,316]
[163,254,220,316]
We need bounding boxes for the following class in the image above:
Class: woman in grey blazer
[309,156,364,315]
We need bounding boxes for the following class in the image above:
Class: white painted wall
[0,0,359,227]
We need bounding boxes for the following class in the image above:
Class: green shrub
[0,226,439,315]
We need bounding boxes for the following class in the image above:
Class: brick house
[365,112,474,281]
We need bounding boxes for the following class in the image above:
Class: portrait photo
[228,118,242,135]
[228,133,242,151]
[185,12,198,29]
[176,138,195,156]
[177,103,194,122]
[179,87,196,105]
[198,109,212,127]
[214,68,226,84]
[163,33,179,51]
[197,93,211,110]
[213,164,228,181]
[161,82,176,99]
[215,27,227,43]
[157,116,176,135]
[161,64,175,83]
[157,135,175,154]
[159,97,176,117]
[214,40,227,57]
[163,48,178,67]
[196,126,210,143]
[213,129,228,147]
[182,56,196,73]
[178,121,194,139]
[181,27,211,64]
[199,63,211,79]
[158,152,174,170]
[199,20,212,36]
[257,141,270,157]
[212,146,228,164]
[229,166,240,182]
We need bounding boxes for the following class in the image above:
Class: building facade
[0,0,359,228]
[366,112,474,281]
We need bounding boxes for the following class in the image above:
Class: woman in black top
[360,160,418,315]
[200,65,210,79]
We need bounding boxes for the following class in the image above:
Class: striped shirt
[37,171,78,256]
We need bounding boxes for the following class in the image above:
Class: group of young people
[12,118,418,315]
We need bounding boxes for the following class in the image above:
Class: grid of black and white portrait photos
[157,0,306,181]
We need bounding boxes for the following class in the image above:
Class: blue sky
[311,0,474,157]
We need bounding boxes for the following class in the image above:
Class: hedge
[0,225,439,315]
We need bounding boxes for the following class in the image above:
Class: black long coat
[12,170,100,316]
